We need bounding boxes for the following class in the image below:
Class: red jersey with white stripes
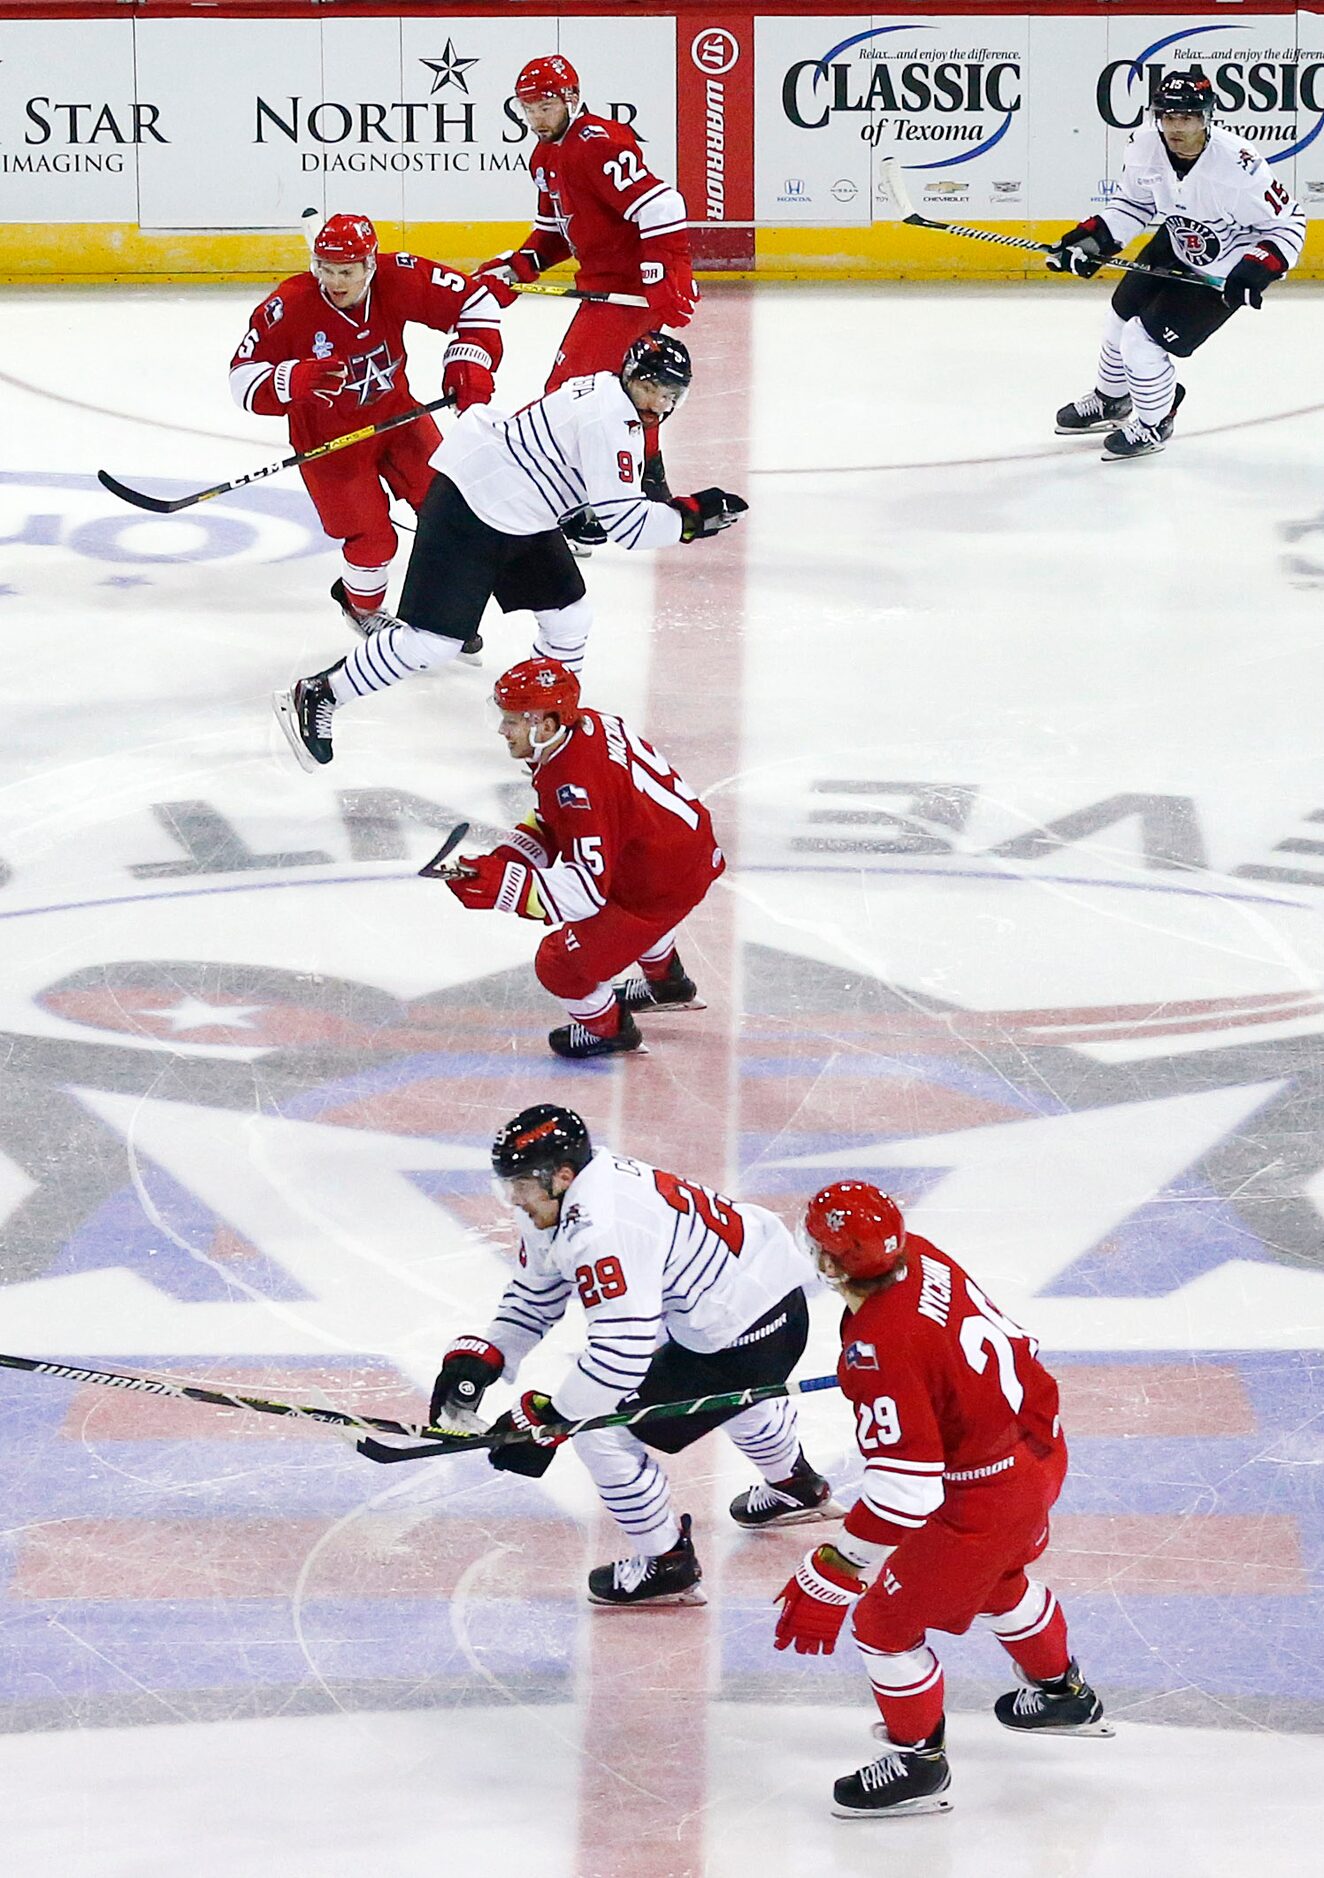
[838,1238,1063,1550]
[504,708,724,927]
[228,254,504,452]
[522,107,690,295]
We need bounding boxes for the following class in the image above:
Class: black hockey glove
[1222,243,1286,311]
[429,1336,504,1426]
[1045,216,1120,280]
[560,507,609,549]
[488,1391,566,1478]
[670,488,748,542]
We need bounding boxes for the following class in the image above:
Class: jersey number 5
[652,1169,745,1255]
[576,1256,628,1308]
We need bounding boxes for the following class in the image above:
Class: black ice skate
[273,668,338,771]
[1101,384,1185,462]
[1054,388,1132,435]
[548,1009,647,1060]
[832,1724,953,1820]
[994,1659,1114,1737]
[330,578,482,665]
[729,1450,845,1529]
[587,1512,706,1607]
[615,954,706,1014]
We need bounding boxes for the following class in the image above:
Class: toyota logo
[692,28,739,75]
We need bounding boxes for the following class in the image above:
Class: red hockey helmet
[494,658,582,727]
[801,1182,907,1284]
[313,214,379,267]
[515,54,580,104]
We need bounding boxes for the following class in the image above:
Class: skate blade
[1054,422,1116,436]
[1100,438,1166,463]
[996,1715,1115,1739]
[271,690,321,773]
[649,996,708,1013]
[587,1584,707,1609]
[736,1496,848,1530]
[831,1794,952,1822]
[456,645,484,668]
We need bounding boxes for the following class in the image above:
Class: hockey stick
[877,158,1222,291]
[417,822,472,881]
[97,394,454,516]
[0,1349,474,1441]
[356,1370,844,1465]
[510,281,648,309]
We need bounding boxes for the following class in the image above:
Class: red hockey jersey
[521,108,690,294]
[505,709,724,926]
[228,254,503,452]
[837,1237,1064,1551]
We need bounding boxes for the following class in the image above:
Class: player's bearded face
[521,94,576,141]
[315,260,371,308]
[1157,111,1207,158]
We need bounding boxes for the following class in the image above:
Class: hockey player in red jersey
[473,54,696,518]
[775,1184,1111,1819]
[436,657,724,1059]
[229,212,511,635]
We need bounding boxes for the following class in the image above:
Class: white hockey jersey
[1099,124,1304,282]
[482,1149,813,1420]
[430,372,684,549]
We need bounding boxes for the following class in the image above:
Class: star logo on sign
[420,40,479,96]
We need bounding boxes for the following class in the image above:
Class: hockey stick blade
[418,821,471,880]
[95,469,193,515]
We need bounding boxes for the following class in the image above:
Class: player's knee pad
[852,1590,924,1656]
[344,522,398,574]
[535,928,600,1001]
[533,597,592,674]
[572,1422,648,1483]
[1120,314,1172,370]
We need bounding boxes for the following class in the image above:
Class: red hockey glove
[773,1545,863,1656]
[474,247,544,288]
[441,343,497,412]
[1223,243,1286,311]
[279,358,348,406]
[488,1391,565,1477]
[444,853,546,920]
[670,487,748,542]
[1044,216,1120,280]
[429,1336,504,1424]
[641,261,699,330]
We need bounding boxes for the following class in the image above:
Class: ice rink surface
[1,275,1322,1874]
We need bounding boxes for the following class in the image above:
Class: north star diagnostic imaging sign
[755,14,1029,224]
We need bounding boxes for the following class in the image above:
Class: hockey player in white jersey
[429,1104,840,1605]
[1049,70,1303,461]
[274,334,746,769]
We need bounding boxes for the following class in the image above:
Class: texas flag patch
[557,783,591,810]
[845,1340,879,1370]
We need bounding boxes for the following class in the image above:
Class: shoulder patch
[845,1340,879,1370]
[579,123,609,140]
[557,782,592,810]
[263,296,284,328]
[394,251,416,267]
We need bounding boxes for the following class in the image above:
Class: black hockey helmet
[491,1103,592,1188]
[621,332,692,415]
[1151,71,1215,119]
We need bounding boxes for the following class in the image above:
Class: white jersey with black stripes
[429,372,684,549]
[482,1149,813,1421]
[1099,123,1305,281]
